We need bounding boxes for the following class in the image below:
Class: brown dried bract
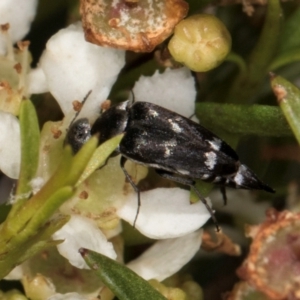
[101,99,111,112]
[17,40,30,51]
[50,126,62,139]
[202,230,241,256]
[72,100,84,112]
[0,23,10,32]
[273,84,287,103]
[237,209,300,299]
[14,63,22,74]
[154,48,182,69]
[80,0,189,52]
[79,190,89,199]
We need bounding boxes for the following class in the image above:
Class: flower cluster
[0,1,228,299]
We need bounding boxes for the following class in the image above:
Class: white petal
[52,215,117,269]
[47,293,87,300]
[39,23,125,119]
[127,230,202,281]
[0,0,38,54]
[4,265,23,280]
[133,67,196,117]
[0,111,20,178]
[27,67,49,94]
[117,188,211,239]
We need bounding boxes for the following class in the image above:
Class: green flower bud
[168,14,232,72]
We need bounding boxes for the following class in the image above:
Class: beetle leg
[120,156,141,227]
[220,186,227,205]
[156,169,220,232]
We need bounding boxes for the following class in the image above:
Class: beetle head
[91,100,130,144]
[65,118,91,153]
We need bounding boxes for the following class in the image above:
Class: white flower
[47,62,210,269]
[4,265,23,280]
[0,0,38,54]
[127,230,203,281]
[52,215,117,269]
[133,67,196,117]
[0,111,20,178]
[8,19,211,284]
[118,188,211,239]
[28,23,126,121]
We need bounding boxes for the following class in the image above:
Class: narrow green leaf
[1,137,97,249]
[270,49,300,70]
[16,99,40,197]
[19,186,74,238]
[0,215,69,279]
[196,103,291,137]
[8,99,40,220]
[227,0,282,103]
[66,135,99,185]
[225,52,247,74]
[80,248,167,300]
[277,6,300,54]
[0,204,11,224]
[76,134,124,186]
[2,147,73,239]
[270,74,300,144]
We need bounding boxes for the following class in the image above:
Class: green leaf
[225,52,247,74]
[16,99,40,197]
[8,99,40,221]
[9,137,97,234]
[80,248,167,300]
[226,0,282,103]
[66,136,99,186]
[0,215,69,279]
[76,134,124,186]
[15,214,69,265]
[277,6,300,54]
[270,48,300,70]
[0,204,11,224]
[18,186,74,239]
[2,147,73,239]
[196,103,291,137]
[0,138,98,260]
[270,74,300,144]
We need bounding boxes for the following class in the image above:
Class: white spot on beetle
[213,176,222,182]
[177,169,190,175]
[164,148,171,157]
[208,137,222,151]
[204,152,217,170]
[201,174,210,180]
[148,109,159,117]
[168,118,182,133]
[135,136,148,150]
[163,139,177,157]
[234,165,247,186]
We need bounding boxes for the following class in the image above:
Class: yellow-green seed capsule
[168,14,232,72]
